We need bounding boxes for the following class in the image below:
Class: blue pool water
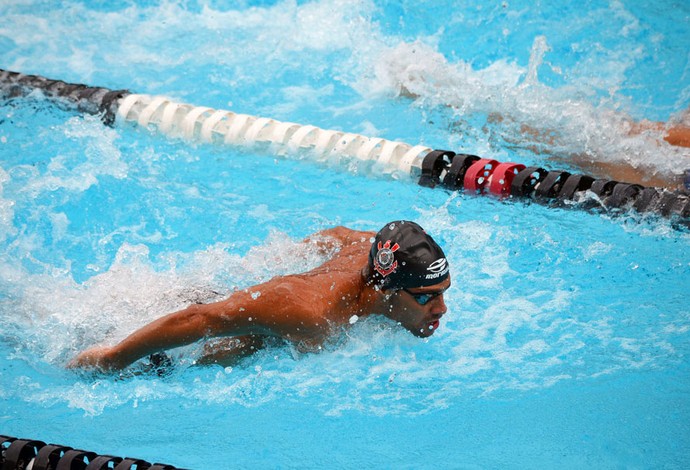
[1,1,689,468]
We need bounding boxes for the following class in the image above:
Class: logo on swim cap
[425,257,449,280]
[374,240,399,277]
[427,258,447,273]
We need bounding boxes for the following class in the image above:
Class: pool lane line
[418,150,689,224]
[1,68,688,225]
[0,68,128,125]
[0,434,185,470]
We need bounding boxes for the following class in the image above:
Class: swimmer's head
[367,220,449,290]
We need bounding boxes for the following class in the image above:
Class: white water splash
[364,38,690,179]
[0,167,15,243]
[0,230,334,365]
[17,114,128,196]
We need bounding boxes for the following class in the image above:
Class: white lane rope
[116,94,431,177]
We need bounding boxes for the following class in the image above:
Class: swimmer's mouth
[428,319,440,331]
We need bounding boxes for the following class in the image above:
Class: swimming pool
[1,0,689,468]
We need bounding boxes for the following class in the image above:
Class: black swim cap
[368,220,449,289]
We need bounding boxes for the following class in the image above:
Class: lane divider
[113,92,431,176]
[418,150,689,222]
[0,434,184,470]
[1,68,688,225]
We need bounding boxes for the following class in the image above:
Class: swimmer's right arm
[68,294,262,372]
[196,335,266,367]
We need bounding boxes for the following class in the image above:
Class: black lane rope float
[0,434,184,470]
[1,68,688,226]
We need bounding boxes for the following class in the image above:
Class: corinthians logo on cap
[374,240,399,277]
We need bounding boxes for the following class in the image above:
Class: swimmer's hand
[67,345,120,372]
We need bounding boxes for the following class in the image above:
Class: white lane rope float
[115,92,431,177]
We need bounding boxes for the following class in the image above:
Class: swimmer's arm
[631,119,690,148]
[490,113,687,188]
[196,335,265,367]
[68,296,260,372]
[571,158,683,189]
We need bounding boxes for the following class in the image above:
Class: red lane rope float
[488,162,526,196]
[464,158,499,193]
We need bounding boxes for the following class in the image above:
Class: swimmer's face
[384,276,450,338]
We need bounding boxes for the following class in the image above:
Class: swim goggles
[402,288,447,305]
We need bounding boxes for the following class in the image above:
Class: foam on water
[26,114,126,195]
[0,167,15,243]
[0,1,385,106]
[367,39,689,178]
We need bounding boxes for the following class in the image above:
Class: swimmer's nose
[431,294,447,315]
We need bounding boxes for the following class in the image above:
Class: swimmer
[68,221,451,372]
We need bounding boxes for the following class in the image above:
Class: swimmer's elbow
[180,303,226,337]
[183,301,252,337]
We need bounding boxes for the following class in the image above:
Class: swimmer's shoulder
[313,226,374,246]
